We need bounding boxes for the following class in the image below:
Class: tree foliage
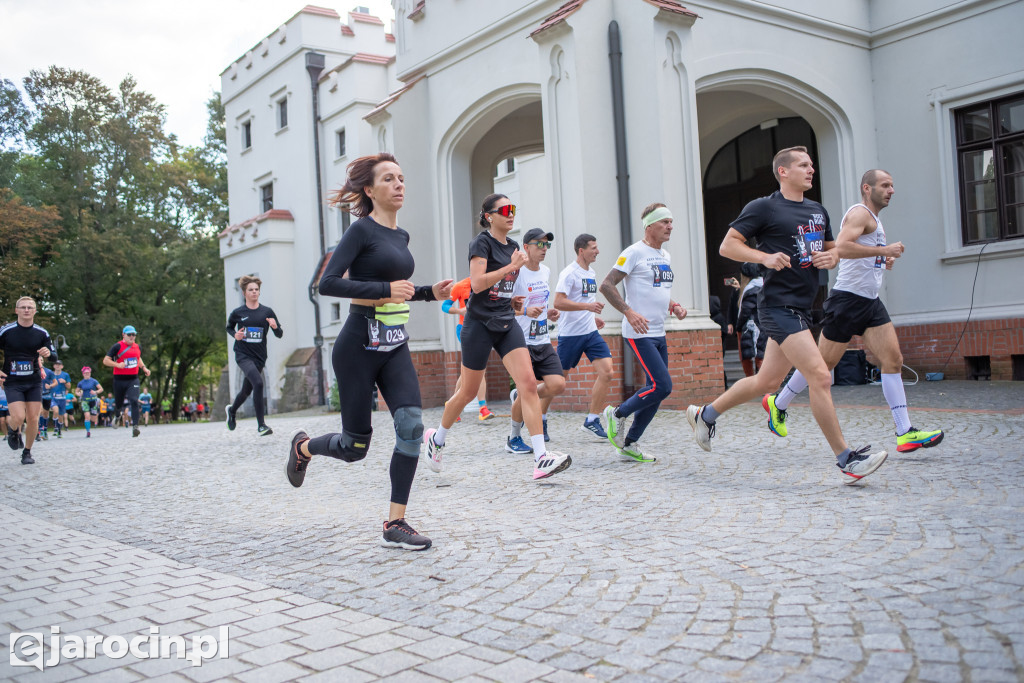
[1,67,228,415]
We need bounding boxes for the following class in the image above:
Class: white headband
[642,206,673,227]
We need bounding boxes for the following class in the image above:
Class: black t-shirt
[466,231,520,321]
[319,216,434,302]
[730,191,833,311]
[0,321,56,384]
[226,303,283,365]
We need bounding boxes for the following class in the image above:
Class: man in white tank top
[765,170,944,454]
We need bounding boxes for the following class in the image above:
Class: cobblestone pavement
[2,380,1022,682]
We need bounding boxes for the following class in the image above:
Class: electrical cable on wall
[939,242,990,374]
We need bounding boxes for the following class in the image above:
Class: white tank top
[832,203,886,299]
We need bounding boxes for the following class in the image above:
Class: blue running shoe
[505,436,533,454]
[581,417,607,439]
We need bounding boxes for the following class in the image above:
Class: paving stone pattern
[2,380,1023,681]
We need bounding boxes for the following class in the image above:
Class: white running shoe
[533,450,572,480]
[423,428,444,473]
[838,446,888,485]
[686,404,715,452]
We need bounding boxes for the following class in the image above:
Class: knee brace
[326,428,372,462]
[393,406,424,457]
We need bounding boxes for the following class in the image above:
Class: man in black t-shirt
[0,297,56,464]
[686,147,888,484]
[225,275,283,436]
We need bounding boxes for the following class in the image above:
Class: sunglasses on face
[489,204,516,218]
[126,333,136,337]
[529,241,552,249]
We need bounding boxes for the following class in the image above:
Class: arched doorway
[702,117,821,348]
[438,91,549,284]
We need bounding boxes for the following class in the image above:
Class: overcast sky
[0,0,395,148]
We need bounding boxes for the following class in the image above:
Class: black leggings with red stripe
[617,336,672,442]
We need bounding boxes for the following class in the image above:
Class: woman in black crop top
[285,153,453,551]
[423,193,572,482]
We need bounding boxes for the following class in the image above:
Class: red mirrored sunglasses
[488,204,516,218]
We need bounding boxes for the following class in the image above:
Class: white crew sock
[775,371,808,411]
[434,425,449,445]
[531,434,546,459]
[510,420,523,438]
[881,373,911,435]
[587,413,599,421]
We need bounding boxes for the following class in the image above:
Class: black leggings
[306,313,421,506]
[112,376,141,427]
[230,358,266,426]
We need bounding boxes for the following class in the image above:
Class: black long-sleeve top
[318,216,435,302]
[226,303,283,365]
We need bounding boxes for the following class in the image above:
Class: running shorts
[821,290,891,344]
[759,306,812,345]
[556,330,611,370]
[528,344,565,381]
[460,316,527,371]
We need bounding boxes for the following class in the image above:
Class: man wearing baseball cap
[505,228,566,453]
[75,366,103,437]
[102,325,151,437]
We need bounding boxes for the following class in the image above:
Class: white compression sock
[881,373,911,435]
[775,371,808,410]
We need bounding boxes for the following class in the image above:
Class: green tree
[4,68,229,417]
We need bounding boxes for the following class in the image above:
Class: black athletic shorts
[42,398,52,410]
[4,381,42,404]
[528,344,564,381]
[821,290,891,344]
[460,315,527,371]
[759,306,813,345]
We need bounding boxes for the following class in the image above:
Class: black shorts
[528,344,565,381]
[759,306,813,345]
[42,398,52,410]
[4,381,42,404]
[821,290,891,344]
[460,316,527,371]
[0,409,8,418]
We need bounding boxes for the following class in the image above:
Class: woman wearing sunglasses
[424,194,572,481]
[102,324,151,438]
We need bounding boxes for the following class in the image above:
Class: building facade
[221,0,1024,415]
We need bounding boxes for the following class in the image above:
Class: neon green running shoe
[603,405,625,449]
[896,427,944,453]
[762,393,788,437]
[620,442,656,463]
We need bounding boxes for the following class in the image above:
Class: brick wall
[385,317,1022,413]
[847,317,1023,380]
[403,329,725,411]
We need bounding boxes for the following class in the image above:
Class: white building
[221,0,1024,414]
[219,5,399,413]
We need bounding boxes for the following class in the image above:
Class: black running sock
[623,438,635,448]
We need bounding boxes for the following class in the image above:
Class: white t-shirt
[613,241,674,339]
[512,263,552,346]
[554,261,599,338]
